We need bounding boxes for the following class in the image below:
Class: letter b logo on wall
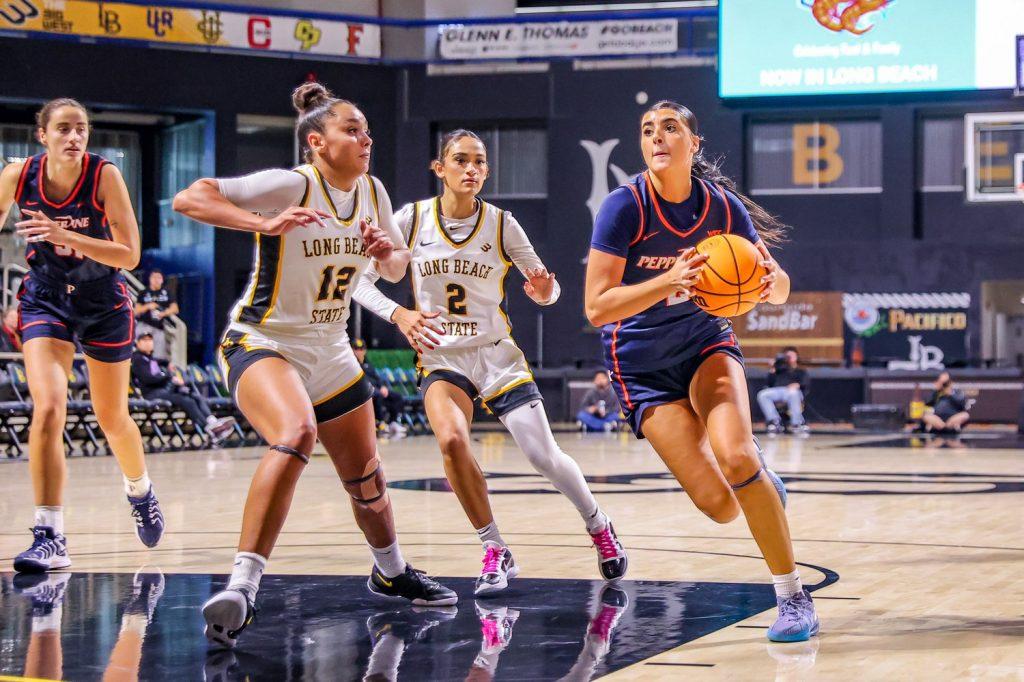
[792,123,844,185]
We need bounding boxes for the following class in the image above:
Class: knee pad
[730,467,764,491]
[343,458,389,512]
[269,444,310,465]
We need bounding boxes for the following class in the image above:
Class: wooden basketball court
[1,431,1021,680]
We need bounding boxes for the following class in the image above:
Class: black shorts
[17,273,135,363]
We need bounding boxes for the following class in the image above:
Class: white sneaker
[388,422,408,439]
[202,588,254,649]
[208,417,236,444]
[474,542,519,596]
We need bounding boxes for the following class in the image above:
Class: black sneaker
[367,564,458,606]
[367,606,457,646]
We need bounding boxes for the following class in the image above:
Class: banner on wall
[734,292,845,363]
[438,18,678,60]
[842,292,970,370]
[0,1,381,59]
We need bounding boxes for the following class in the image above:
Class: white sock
[585,509,609,535]
[227,551,267,598]
[476,522,506,547]
[124,472,152,499]
[35,506,64,534]
[120,612,149,636]
[370,540,406,578]
[32,605,62,633]
[500,402,602,526]
[772,569,803,599]
[366,632,405,679]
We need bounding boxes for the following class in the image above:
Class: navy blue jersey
[590,172,759,373]
[14,152,118,284]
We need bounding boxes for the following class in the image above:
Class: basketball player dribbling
[354,129,627,596]
[0,98,164,574]
[584,100,819,641]
[173,82,456,649]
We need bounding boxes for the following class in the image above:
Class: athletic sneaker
[203,649,239,682]
[13,526,71,573]
[589,523,628,582]
[208,417,236,445]
[13,571,71,615]
[767,589,820,642]
[587,585,629,657]
[474,542,519,596]
[475,602,520,656]
[368,564,458,606]
[367,606,458,646]
[766,421,783,436]
[128,487,165,548]
[202,587,255,649]
[125,567,165,623]
[790,424,811,437]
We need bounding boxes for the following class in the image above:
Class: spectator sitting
[131,332,234,445]
[134,269,178,360]
[576,370,622,432]
[757,346,810,436]
[0,306,21,352]
[353,339,407,438]
[921,371,970,434]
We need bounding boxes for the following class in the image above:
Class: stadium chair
[187,364,245,444]
[205,363,261,445]
[0,363,32,458]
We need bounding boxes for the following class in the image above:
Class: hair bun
[292,82,334,114]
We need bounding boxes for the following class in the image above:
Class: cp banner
[439,18,678,60]
[0,1,380,59]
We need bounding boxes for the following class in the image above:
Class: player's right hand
[392,307,445,353]
[663,248,708,299]
[261,207,330,235]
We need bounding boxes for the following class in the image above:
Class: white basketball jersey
[229,165,380,338]
[407,198,513,348]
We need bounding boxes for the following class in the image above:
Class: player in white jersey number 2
[354,129,628,596]
[173,83,456,649]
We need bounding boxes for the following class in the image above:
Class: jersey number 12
[317,265,356,302]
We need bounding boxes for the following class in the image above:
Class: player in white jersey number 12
[354,129,627,596]
[173,82,456,649]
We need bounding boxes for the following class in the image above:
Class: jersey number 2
[317,265,356,302]
[446,283,467,315]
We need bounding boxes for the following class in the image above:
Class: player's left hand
[756,241,779,302]
[15,209,72,247]
[523,268,555,303]
[361,219,394,261]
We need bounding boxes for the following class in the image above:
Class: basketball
[690,233,766,317]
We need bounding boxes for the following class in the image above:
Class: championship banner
[734,291,844,364]
[0,0,381,59]
[438,18,677,60]
[843,292,970,369]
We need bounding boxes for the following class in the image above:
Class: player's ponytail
[291,82,354,163]
[645,100,786,246]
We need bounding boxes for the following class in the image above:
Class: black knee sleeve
[270,444,310,465]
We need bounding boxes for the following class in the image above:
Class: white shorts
[419,337,542,417]
[218,324,372,423]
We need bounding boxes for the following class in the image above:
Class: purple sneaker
[128,487,165,548]
[768,589,819,642]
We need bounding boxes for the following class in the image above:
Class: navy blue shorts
[609,331,743,439]
[17,273,135,363]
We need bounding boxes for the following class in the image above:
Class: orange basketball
[690,234,766,317]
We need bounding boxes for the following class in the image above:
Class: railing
[1,263,188,367]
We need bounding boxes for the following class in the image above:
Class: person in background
[922,371,970,434]
[353,339,407,438]
[756,347,809,436]
[130,331,235,444]
[0,306,22,352]
[576,370,621,432]
[134,269,178,360]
